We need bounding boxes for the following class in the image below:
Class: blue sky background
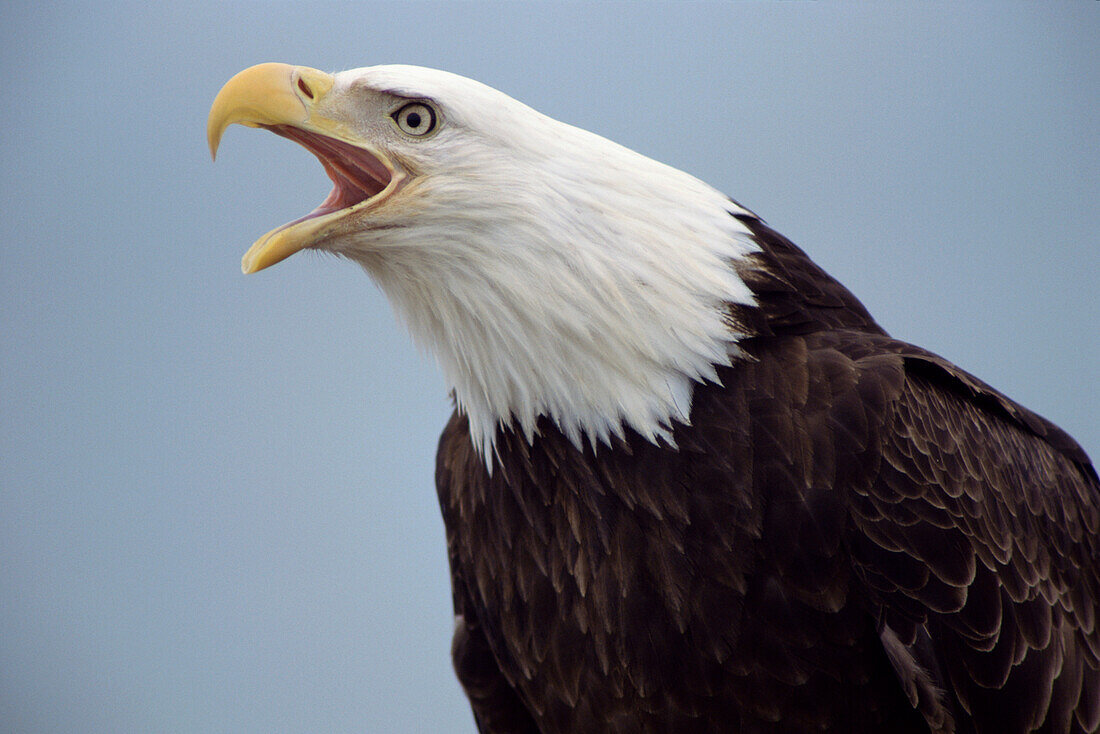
[2,3,1097,733]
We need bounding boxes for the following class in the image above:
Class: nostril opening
[297,77,314,100]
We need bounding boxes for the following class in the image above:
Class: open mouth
[238,125,403,274]
[265,124,395,229]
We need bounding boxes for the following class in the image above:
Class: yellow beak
[208,63,344,274]
[207,62,335,161]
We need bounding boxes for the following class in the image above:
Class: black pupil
[406,111,422,129]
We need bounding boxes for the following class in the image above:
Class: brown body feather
[436,215,1100,733]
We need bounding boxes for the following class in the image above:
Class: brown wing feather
[737,212,1100,731]
[842,338,1100,733]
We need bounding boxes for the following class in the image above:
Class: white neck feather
[346,111,759,461]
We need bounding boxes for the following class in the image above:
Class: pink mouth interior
[266,124,392,225]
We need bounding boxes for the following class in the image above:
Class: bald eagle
[209,64,1099,733]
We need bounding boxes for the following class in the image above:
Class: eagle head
[209,63,759,458]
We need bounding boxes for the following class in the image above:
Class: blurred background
[2,3,1097,733]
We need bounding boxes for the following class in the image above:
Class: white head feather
[318,66,759,459]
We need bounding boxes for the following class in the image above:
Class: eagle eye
[392,102,437,137]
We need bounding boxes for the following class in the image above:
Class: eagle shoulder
[830,333,1100,733]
